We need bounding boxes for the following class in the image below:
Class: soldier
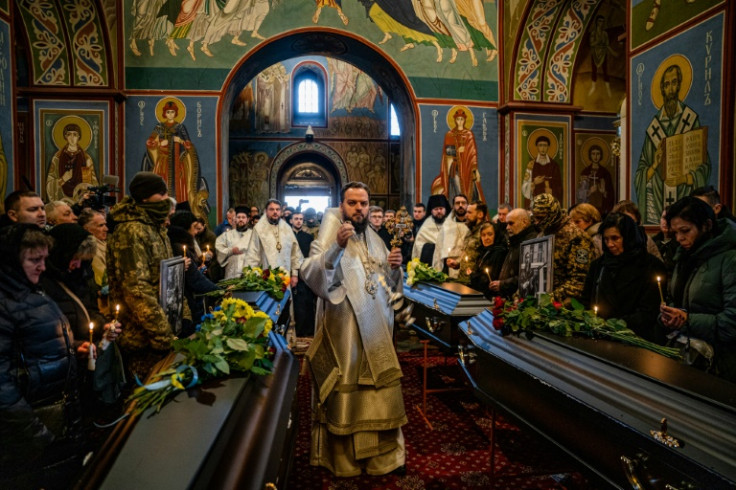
[303,207,320,238]
[457,201,489,284]
[107,171,178,377]
[531,193,594,305]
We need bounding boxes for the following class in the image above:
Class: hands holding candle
[656,276,665,304]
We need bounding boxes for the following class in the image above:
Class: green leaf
[226,338,250,351]
[213,357,230,375]
[569,297,584,311]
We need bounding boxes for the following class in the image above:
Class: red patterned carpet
[287,351,592,489]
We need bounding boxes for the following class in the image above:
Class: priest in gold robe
[302,182,406,477]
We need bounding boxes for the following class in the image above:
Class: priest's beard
[432,215,446,225]
[236,224,248,232]
[664,94,679,119]
[267,216,279,225]
[344,211,369,234]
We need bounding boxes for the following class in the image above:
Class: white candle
[594,305,598,317]
[115,304,120,321]
[89,322,94,344]
[656,276,665,304]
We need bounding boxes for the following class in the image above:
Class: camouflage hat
[531,193,564,232]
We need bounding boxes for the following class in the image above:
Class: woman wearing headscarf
[168,210,219,336]
[580,213,667,343]
[469,222,507,299]
[660,197,736,382]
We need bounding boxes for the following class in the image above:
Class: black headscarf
[0,223,52,289]
[599,213,645,269]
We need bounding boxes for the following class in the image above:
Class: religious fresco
[229,149,271,207]
[629,12,723,224]
[515,117,569,209]
[419,104,497,207]
[255,63,290,133]
[0,18,12,208]
[574,132,618,215]
[16,0,109,86]
[327,58,382,115]
[330,141,389,194]
[35,105,106,203]
[629,0,724,50]
[0,1,9,16]
[572,3,626,112]
[123,1,499,100]
[125,95,218,221]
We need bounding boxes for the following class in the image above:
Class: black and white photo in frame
[160,257,186,336]
[518,235,554,299]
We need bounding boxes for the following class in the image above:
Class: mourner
[456,201,489,284]
[215,206,252,280]
[660,196,736,382]
[469,222,508,298]
[412,194,449,264]
[432,194,470,278]
[491,208,537,298]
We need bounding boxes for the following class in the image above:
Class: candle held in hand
[89,322,94,344]
[115,304,120,321]
[656,276,665,304]
[485,267,491,282]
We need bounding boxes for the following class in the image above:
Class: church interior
[2,0,735,488]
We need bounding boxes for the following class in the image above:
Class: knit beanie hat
[531,193,564,232]
[129,172,167,202]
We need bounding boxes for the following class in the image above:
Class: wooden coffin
[457,309,736,489]
[233,289,291,330]
[77,333,299,490]
[403,280,490,351]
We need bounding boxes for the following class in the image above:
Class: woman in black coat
[469,222,508,299]
[581,213,667,343]
[0,225,81,477]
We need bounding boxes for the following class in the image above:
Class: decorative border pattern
[59,0,107,86]
[17,0,69,85]
[544,0,598,102]
[514,0,564,101]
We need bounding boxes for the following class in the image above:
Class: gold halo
[527,128,558,159]
[155,97,187,124]
[580,137,610,167]
[446,105,474,131]
[650,54,692,109]
[52,116,93,150]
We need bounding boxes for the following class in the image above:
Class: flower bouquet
[406,258,448,286]
[491,294,681,359]
[127,297,274,415]
[206,266,290,300]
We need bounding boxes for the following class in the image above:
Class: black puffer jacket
[0,225,76,468]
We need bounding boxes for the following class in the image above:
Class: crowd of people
[1,172,734,485]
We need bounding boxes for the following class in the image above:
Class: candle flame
[657,276,661,282]
[89,322,94,331]
[485,268,489,273]
[115,304,120,312]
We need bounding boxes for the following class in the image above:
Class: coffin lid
[403,280,491,316]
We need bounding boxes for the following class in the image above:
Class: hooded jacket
[497,224,538,298]
[107,197,175,352]
[0,224,76,466]
[669,220,736,381]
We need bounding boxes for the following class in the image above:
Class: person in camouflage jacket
[107,172,176,377]
[531,193,594,305]
[457,201,489,284]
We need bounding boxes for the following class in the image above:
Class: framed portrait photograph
[518,235,554,299]
[160,257,185,336]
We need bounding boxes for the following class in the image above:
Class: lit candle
[182,245,187,256]
[202,252,207,264]
[206,245,210,253]
[594,305,598,317]
[656,276,665,304]
[115,304,120,321]
[89,322,94,344]
[485,267,491,282]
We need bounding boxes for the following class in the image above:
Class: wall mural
[431,105,484,202]
[141,97,209,221]
[629,0,724,50]
[330,141,389,194]
[125,95,218,221]
[574,132,618,215]
[516,117,569,208]
[255,62,290,133]
[630,12,722,224]
[229,149,270,207]
[123,1,499,100]
[37,107,105,203]
[328,58,382,114]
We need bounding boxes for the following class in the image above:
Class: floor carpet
[287,350,592,489]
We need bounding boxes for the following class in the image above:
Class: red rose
[494,296,505,308]
[553,301,562,310]
[262,269,271,280]
[281,283,287,292]
[492,317,505,330]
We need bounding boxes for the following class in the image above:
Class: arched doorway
[219,30,417,213]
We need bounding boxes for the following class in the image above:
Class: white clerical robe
[244,218,303,276]
[215,228,252,279]
[411,217,443,260]
[432,213,469,278]
[302,208,406,477]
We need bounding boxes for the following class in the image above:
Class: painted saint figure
[579,143,615,215]
[431,108,484,203]
[522,134,563,207]
[143,100,201,212]
[47,123,98,203]
[634,62,710,224]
